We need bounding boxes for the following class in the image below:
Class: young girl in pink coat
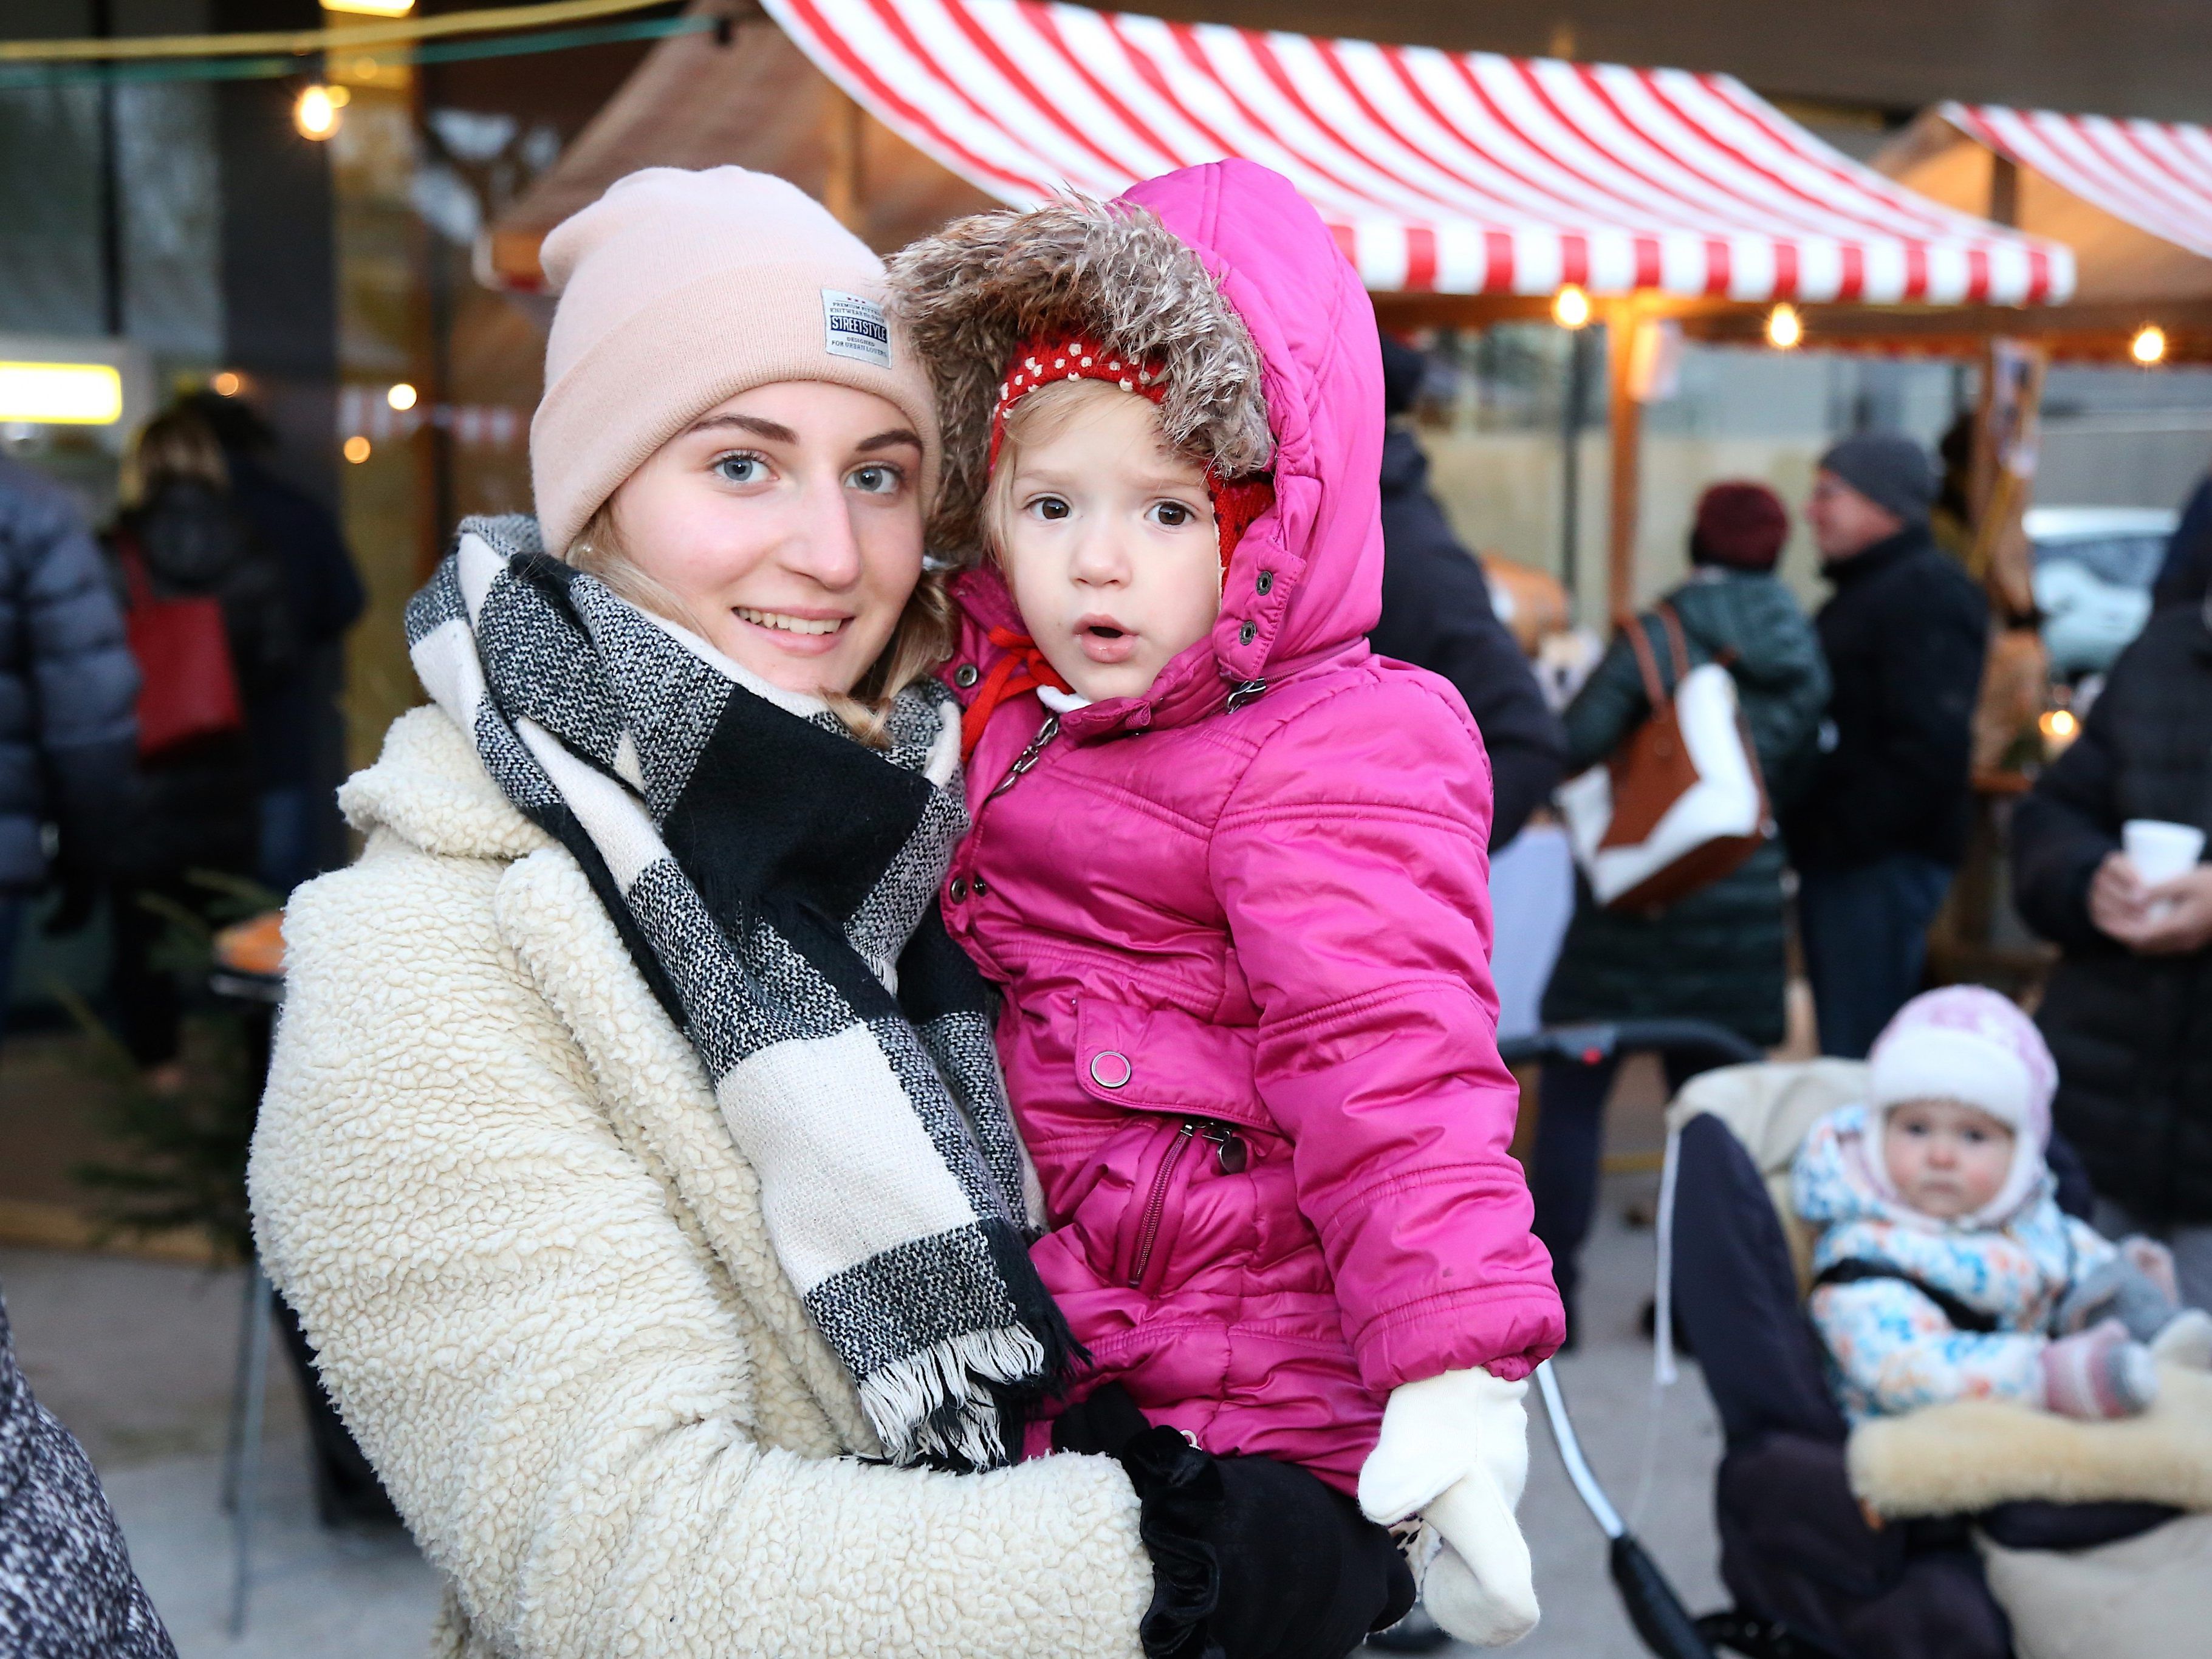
[890,160,1563,1647]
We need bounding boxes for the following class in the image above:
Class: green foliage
[61,870,278,1264]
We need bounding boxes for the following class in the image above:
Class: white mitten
[1358,1368,1539,1647]
[2150,1307,2212,1370]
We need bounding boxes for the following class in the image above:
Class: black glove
[1057,1386,1416,1659]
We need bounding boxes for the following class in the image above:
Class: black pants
[1530,1050,1707,1322]
[106,874,202,1069]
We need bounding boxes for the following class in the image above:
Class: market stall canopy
[761,0,2070,304]
[1876,103,2212,307]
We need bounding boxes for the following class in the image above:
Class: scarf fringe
[861,1324,1055,1472]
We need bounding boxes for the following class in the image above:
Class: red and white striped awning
[764,0,2072,304]
[1941,103,2212,264]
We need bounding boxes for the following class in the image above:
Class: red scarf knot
[959,624,1072,764]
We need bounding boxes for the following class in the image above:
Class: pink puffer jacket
[934,161,1563,1493]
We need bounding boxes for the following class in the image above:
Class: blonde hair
[123,408,228,509]
[564,502,954,750]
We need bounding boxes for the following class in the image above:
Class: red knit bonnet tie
[960,332,1275,763]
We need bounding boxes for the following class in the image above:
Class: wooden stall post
[1605,300,1646,621]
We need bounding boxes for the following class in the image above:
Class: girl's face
[995,390,1221,703]
[1882,1098,2015,1220]
[605,381,925,697]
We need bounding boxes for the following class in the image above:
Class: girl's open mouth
[1077,620,1137,665]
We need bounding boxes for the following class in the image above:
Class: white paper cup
[2124,819,2207,887]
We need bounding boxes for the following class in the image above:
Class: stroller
[1506,1022,2189,1659]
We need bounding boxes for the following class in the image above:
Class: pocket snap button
[1089,1050,1132,1089]
[948,877,968,901]
[1238,620,1258,646]
[953,663,979,688]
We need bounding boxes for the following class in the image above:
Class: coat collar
[1821,524,1934,589]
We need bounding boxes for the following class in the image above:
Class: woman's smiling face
[604,380,925,697]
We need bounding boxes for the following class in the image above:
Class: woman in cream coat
[248,169,1407,1659]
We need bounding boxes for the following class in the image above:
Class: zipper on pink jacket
[1129,1122,1199,1288]
[1128,1120,1248,1290]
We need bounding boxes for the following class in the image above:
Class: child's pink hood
[916,162,1561,1488]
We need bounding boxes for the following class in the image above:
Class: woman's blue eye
[716,454,766,485]
[847,463,901,494]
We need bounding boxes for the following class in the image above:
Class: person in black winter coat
[1370,335,1566,849]
[1786,434,1988,1059]
[184,391,365,895]
[108,409,295,1076]
[0,1282,176,1657]
[2012,584,2212,1310]
[0,456,139,1016]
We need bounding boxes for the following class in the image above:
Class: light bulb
[1552,285,1591,329]
[343,435,372,464]
[1766,303,1803,350]
[211,371,242,397]
[386,382,418,412]
[295,84,340,140]
[2131,325,2167,366]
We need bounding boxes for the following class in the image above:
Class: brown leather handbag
[1560,603,1770,913]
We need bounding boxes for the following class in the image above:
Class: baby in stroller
[1794,986,2212,1425]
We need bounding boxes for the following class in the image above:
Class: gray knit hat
[1817,433,1937,526]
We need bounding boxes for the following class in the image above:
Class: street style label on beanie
[822,289,892,369]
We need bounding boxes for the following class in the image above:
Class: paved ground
[4,1057,1724,1659]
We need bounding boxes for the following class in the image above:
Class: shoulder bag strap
[1654,600,1694,686]
[1618,609,1673,714]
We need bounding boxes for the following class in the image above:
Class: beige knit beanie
[531,166,940,556]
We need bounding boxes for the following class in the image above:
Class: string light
[1766,303,1803,350]
[2131,325,2167,366]
[1551,284,1591,329]
[211,371,242,397]
[343,435,371,463]
[386,381,418,411]
[294,83,340,139]
[2039,708,2080,753]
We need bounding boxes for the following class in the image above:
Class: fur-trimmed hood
[894,159,1388,741]
[888,190,1272,553]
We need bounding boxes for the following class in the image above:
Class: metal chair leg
[228,1260,273,1637]
[219,1263,261,1513]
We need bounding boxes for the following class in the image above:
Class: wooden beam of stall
[1605,298,1645,622]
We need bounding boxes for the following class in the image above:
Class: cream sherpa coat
[247,706,1152,1659]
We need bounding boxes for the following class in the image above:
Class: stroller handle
[1497,1019,1764,1074]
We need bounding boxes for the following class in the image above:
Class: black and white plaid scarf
[405,517,1075,1471]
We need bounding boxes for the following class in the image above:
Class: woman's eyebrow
[688,413,798,442]
[854,428,923,454]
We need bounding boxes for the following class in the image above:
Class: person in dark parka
[1533,482,1829,1330]
[106,409,295,1076]
[0,456,138,1010]
[1786,435,1988,1060]
[0,1282,177,1657]
[2012,578,2212,1310]
[1370,335,1566,849]
[183,391,365,895]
